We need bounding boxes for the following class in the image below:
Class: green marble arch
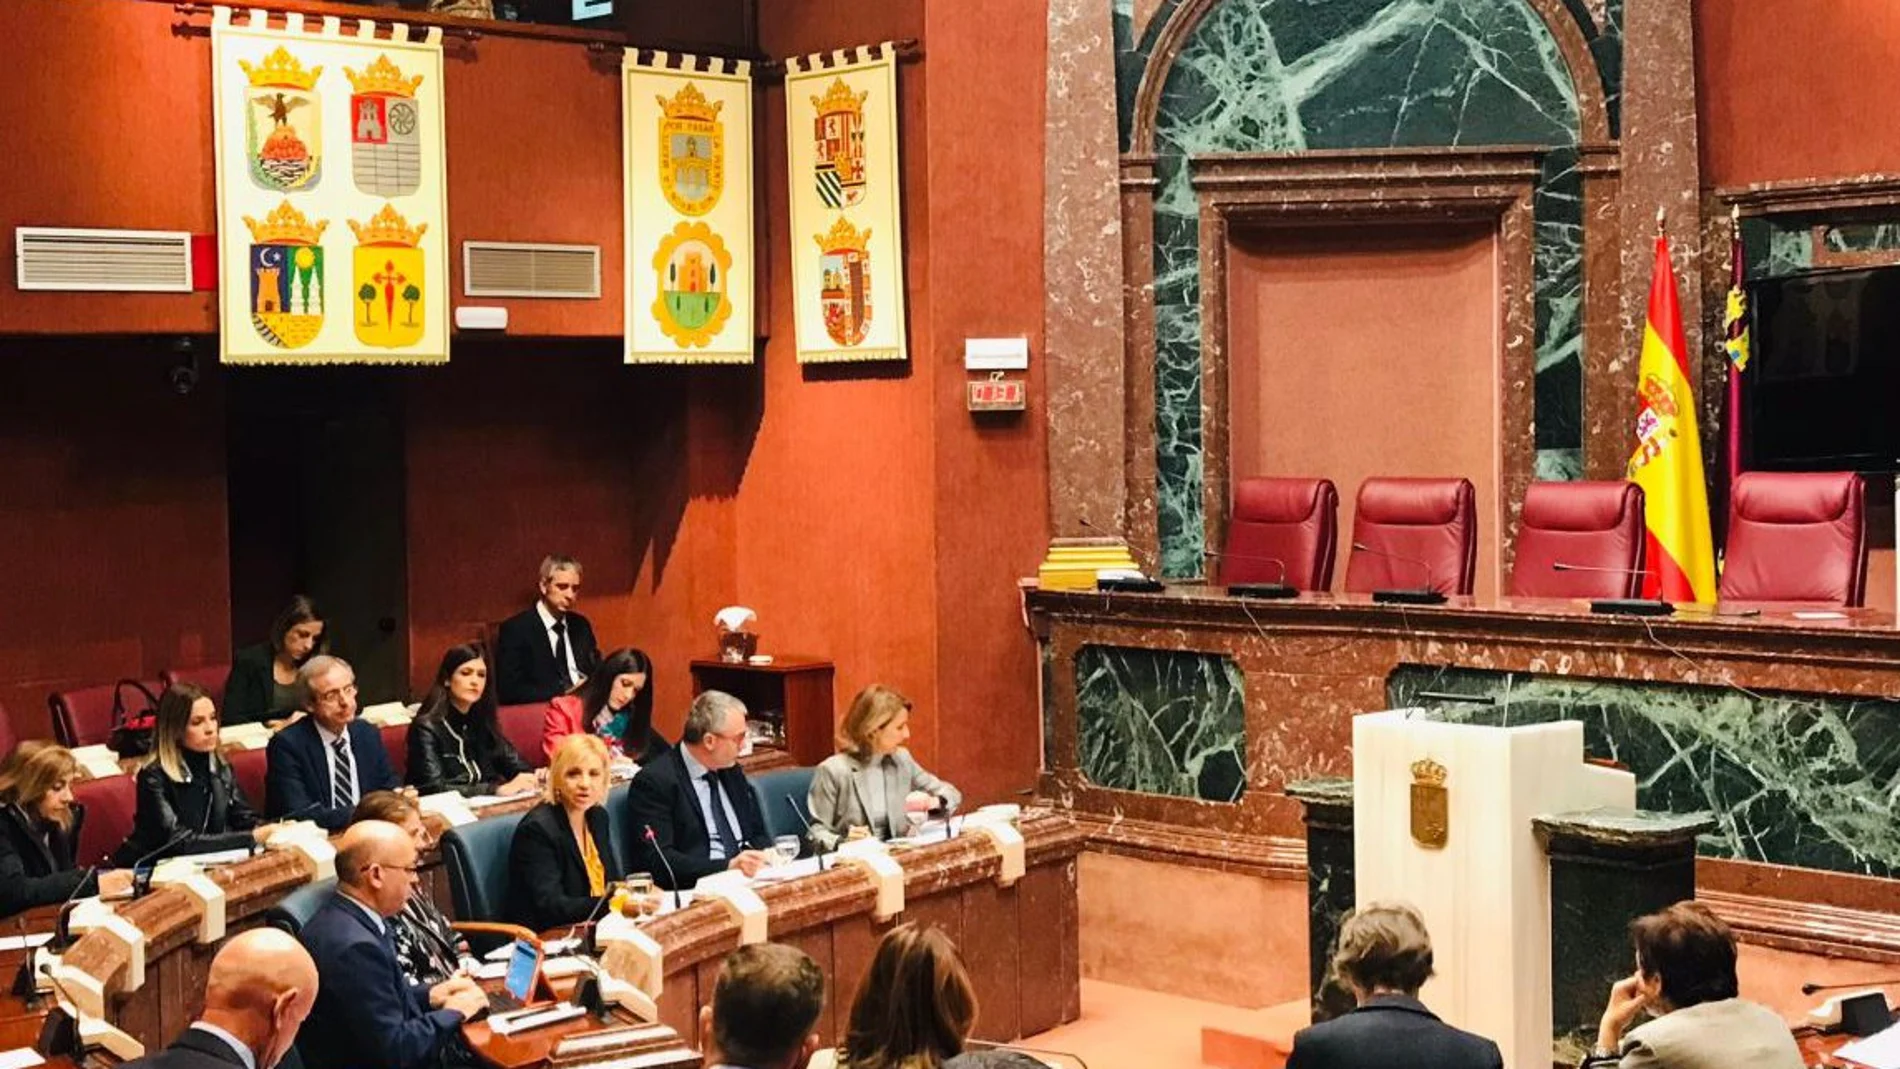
[1388,665,1900,878]
[1074,645,1247,801]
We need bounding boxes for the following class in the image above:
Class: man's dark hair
[712,944,824,1066]
[1631,901,1739,1009]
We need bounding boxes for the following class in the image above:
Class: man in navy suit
[121,928,317,1069]
[298,821,488,1069]
[494,555,601,705]
[1286,901,1503,1069]
[627,690,774,889]
[266,656,401,831]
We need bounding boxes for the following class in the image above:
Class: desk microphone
[46,855,110,955]
[1350,542,1446,605]
[641,825,684,910]
[34,962,84,1059]
[780,798,831,871]
[1550,562,1673,616]
[10,914,42,1009]
[565,883,617,957]
[128,828,196,898]
[1803,978,1900,996]
[1202,549,1297,599]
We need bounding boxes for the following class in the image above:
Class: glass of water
[773,835,802,866]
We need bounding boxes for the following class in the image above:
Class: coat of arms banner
[212,7,450,365]
[784,44,907,364]
[622,51,756,365]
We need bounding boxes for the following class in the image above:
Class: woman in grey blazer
[807,685,961,851]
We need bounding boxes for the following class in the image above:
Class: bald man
[298,821,487,1069]
[124,928,317,1069]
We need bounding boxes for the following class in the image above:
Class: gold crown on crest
[657,82,723,122]
[345,54,424,98]
[348,204,427,248]
[811,77,867,116]
[243,200,327,246]
[813,216,870,255]
[1410,758,1447,786]
[239,46,322,91]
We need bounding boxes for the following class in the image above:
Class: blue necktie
[703,773,740,857]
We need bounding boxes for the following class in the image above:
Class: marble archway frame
[1189,148,1544,578]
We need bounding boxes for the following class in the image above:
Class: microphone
[641,825,684,910]
[11,914,43,1009]
[564,883,616,957]
[780,798,831,871]
[34,962,84,1059]
[1550,562,1673,616]
[46,856,108,954]
[1350,542,1446,605]
[1201,549,1296,599]
[1804,978,1900,996]
[128,828,196,898]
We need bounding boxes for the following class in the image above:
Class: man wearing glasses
[266,656,402,830]
[628,689,775,888]
[298,820,488,1069]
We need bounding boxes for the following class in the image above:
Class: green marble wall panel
[1741,214,1900,281]
[1075,645,1247,801]
[1113,0,1598,575]
[1387,665,1900,878]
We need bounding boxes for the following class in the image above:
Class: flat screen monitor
[1748,265,1900,473]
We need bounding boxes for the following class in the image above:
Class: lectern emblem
[1410,758,1448,849]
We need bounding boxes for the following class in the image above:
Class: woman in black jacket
[0,742,133,916]
[407,644,537,798]
[223,595,327,726]
[113,684,279,867]
[507,734,623,930]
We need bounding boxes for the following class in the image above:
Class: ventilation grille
[462,242,601,299]
[15,228,194,292]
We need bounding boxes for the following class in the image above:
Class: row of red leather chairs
[1222,471,1869,605]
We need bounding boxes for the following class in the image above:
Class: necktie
[331,735,356,809]
[702,773,740,857]
[551,619,572,685]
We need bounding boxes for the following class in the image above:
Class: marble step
[1199,998,1309,1069]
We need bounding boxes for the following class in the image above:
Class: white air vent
[462,242,601,299]
[15,228,194,292]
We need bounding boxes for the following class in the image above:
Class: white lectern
[1353,710,1635,1069]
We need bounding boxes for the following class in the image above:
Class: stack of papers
[1838,1022,1900,1069]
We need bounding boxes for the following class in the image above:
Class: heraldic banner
[212,8,450,365]
[784,44,907,364]
[623,51,755,365]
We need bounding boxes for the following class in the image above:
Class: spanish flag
[1627,234,1718,603]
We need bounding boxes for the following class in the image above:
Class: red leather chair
[227,747,270,813]
[1719,472,1868,606]
[497,704,548,769]
[49,679,165,749]
[161,664,232,710]
[1220,477,1339,591]
[1509,482,1647,598]
[0,702,16,758]
[1343,477,1478,595]
[74,775,136,867]
[381,722,411,784]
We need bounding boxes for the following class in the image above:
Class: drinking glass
[773,835,802,866]
[626,873,657,919]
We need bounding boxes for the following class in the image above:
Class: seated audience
[0,742,132,916]
[826,923,976,1069]
[700,943,825,1069]
[407,644,535,798]
[542,646,668,764]
[225,595,327,727]
[119,927,318,1069]
[1583,901,1803,1069]
[116,683,280,866]
[265,656,400,831]
[298,821,487,1069]
[628,690,774,889]
[495,554,600,705]
[1286,901,1502,1069]
[808,684,961,850]
[351,790,476,987]
[508,734,624,930]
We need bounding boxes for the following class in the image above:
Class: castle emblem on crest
[239,47,323,192]
[815,217,872,347]
[346,54,425,197]
[810,78,867,209]
[242,200,327,349]
[651,221,734,348]
[657,83,725,217]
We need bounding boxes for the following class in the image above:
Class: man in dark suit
[628,690,774,888]
[121,928,318,1069]
[298,821,488,1069]
[1286,901,1503,1069]
[495,554,601,705]
[265,656,400,831]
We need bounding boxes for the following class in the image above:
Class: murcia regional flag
[1627,235,1718,603]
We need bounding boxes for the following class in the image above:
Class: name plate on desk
[693,871,768,944]
[595,913,664,999]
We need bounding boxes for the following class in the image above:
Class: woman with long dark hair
[115,683,278,866]
[224,595,327,726]
[831,923,977,1069]
[540,646,667,763]
[406,644,536,797]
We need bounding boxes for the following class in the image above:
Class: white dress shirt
[679,746,746,861]
[314,720,354,802]
[535,601,583,688]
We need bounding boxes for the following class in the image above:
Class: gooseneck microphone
[566,882,616,957]
[1202,549,1296,599]
[781,798,831,871]
[1351,542,1446,605]
[1550,562,1674,617]
[1803,978,1900,996]
[128,828,197,899]
[641,825,683,910]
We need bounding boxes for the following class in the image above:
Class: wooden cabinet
[688,657,835,767]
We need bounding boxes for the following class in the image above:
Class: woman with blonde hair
[806,685,960,851]
[0,742,132,915]
[114,683,279,867]
[507,733,624,930]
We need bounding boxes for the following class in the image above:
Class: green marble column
[1287,777,1357,1023]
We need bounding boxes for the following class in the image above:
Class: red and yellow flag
[1627,235,1718,603]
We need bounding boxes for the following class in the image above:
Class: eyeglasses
[317,683,359,708]
[714,728,748,745]
[371,860,424,877]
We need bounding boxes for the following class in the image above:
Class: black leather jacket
[113,753,263,867]
[406,706,532,797]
